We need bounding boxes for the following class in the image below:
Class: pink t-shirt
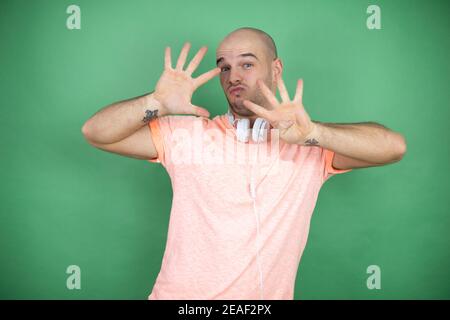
[146,114,351,300]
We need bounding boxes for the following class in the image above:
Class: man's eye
[243,63,253,69]
[221,67,229,72]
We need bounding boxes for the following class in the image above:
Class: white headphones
[226,110,269,143]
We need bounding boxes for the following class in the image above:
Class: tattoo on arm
[142,109,158,123]
[305,138,319,146]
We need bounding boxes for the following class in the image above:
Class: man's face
[216,36,276,118]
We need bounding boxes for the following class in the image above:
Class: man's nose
[228,68,243,85]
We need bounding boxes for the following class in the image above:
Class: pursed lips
[229,86,245,95]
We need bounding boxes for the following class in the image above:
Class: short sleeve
[322,148,352,183]
[146,115,202,169]
[147,117,165,165]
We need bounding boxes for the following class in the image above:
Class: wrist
[303,121,322,147]
[143,92,167,117]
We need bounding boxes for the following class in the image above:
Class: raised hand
[242,77,318,145]
[153,42,221,118]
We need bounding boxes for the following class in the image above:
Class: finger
[165,47,172,69]
[185,46,208,75]
[242,99,273,121]
[293,79,304,104]
[193,67,221,90]
[257,80,279,108]
[189,104,210,118]
[175,42,191,71]
[277,77,290,103]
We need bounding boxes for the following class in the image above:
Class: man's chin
[230,102,255,117]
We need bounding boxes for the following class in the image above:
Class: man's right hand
[152,42,221,118]
[82,42,220,160]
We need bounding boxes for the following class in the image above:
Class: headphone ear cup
[236,118,250,143]
[252,118,269,143]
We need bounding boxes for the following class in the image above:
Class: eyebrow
[216,53,259,66]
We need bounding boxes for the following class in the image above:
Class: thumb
[189,104,210,118]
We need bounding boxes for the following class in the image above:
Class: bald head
[217,27,278,62]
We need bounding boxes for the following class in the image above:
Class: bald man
[82,27,407,300]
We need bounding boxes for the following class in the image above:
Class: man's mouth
[229,86,245,95]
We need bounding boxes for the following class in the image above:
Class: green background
[1,0,449,299]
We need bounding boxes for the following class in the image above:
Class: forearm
[82,92,166,144]
[304,121,407,164]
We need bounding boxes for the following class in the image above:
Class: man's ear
[272,58,283,84]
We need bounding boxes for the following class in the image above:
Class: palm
[274,104,313,144]
[153,42,220,117]
[154,69,195,114]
